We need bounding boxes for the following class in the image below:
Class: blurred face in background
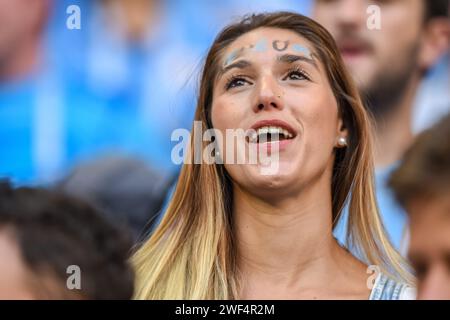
[408,194,450,300]
[100,0,161,42]
[313,0,428,117]
[0,0,48,77]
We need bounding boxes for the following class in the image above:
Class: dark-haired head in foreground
[390,113,450,300]
[0,182,134,299]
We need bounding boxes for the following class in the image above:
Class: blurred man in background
[313,0,450,251]
[390,113,450,300]
[0,181,134,299]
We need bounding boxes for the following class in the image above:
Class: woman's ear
[335,118,349,148]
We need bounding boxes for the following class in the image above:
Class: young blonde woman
[132,12,415,300]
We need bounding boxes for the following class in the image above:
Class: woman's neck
[233,178,370,299]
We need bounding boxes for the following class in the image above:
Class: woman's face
[211,27,347,198]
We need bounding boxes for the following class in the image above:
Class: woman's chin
[243,163,300,191]
[253,159,297,177]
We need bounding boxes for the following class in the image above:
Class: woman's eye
[226,77,251,90]
[283,70,309,81]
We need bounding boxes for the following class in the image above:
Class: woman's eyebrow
[219,60,252,77]
[218,53,317,79]
[277,54,318,70]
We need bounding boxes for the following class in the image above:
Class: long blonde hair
[132,12,414,299]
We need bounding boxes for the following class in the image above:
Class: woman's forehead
[221,27,316,67]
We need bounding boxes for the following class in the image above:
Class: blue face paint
[224,48,240,67]
[253,38,268,52]
[292,43,312,59]
[223,38,268,67]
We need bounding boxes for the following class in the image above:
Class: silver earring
[337,137,347,147]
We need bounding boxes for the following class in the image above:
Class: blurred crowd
[0,0,449,300]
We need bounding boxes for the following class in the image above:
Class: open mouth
[246,118,298,147]
[248,126,295,143]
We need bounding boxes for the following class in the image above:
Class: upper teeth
[249,126,294,142]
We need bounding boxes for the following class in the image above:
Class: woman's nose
[252,76,284,112]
